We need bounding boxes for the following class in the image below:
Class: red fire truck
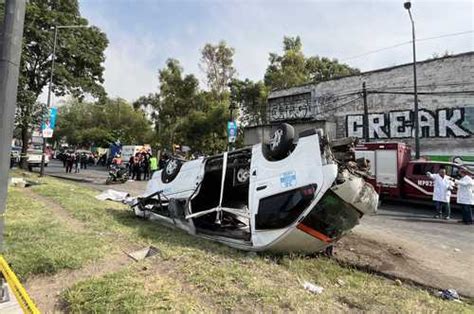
[354,142,474,203]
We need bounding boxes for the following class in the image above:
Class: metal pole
[408,9,420,159]
[362,82,369,142]
[0,0,27,251]
[40,26,58,176]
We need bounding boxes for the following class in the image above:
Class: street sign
[227,121,237,143]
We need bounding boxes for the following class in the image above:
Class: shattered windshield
[301,190,360,239]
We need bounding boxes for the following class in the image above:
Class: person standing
[149,155,158,178]
[143,153,150,180]
[65,153,74,173]
[455,169,473,225]
[427,168,454,220]
[133,153,142,181]
[74,152,80,173]
[80,153,87,170]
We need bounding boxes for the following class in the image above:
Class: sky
[79,0,474,102]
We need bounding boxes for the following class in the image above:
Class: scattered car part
[126,246,159,262]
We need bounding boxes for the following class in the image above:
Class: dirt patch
[334,232,474,298]
[25,251,133,312]
[26,191,87,233]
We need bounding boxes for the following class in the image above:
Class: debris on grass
[126,246,160,262]
[302,281,324,294]
[8,177,40,188]
[95,189,130,202]
[438,289,460,301]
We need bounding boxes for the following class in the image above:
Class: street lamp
[404,0,420,159]
[40,24,89,176]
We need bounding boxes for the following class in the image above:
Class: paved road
[349,201,474,297]
[36,160,474,296]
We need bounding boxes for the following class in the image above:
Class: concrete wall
[265,52,474,157]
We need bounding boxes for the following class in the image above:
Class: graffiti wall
[269,92,313,122]
[346,107,474,139]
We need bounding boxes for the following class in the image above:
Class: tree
[133,93,160,132]
[199,41,236,95]
[156,59,200,149]
[230,79,269,126]
[0,0,108,168]
[179,91,229,154]
[55,98,153,148]
[264,36,358,90]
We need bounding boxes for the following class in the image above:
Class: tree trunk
[20,124,30,170]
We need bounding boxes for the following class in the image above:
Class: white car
[132,124,378,253]
[27,149,49,170]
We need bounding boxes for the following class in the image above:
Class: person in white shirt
[454,169,473,225]
[427,168,454,220]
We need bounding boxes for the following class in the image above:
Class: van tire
[161,159,182,183]
[266,123,295,160]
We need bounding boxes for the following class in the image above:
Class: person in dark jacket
[65,153,74,173]
[132,153,142,181]
[74,153,80,173]
[80,153,88,169]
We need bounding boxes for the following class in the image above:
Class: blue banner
[42,107,57,130]
[227,121,237,143]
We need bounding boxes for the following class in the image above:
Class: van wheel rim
[166,160,178,175]
[270,129,283,151]
[237,168,250,183]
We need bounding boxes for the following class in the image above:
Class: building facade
[245,52,474,163]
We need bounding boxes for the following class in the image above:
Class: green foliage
[154,59,201,149]
[200,41,236,95]
[179,92,229,153]
[230,79,269,126]
[9,0,108,166]
[55,98,153,147]
[264,36,359,89]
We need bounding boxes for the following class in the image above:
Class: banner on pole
[42,107,57,138]
[227,121,237,143]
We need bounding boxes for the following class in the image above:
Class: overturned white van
[131,124,378,253]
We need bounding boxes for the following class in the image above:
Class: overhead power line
[339,30,474,62]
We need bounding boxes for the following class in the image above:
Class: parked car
[26,149,49,171]
[131,124,378,253]
[10,146,21,167]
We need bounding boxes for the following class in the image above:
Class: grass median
[6,172,474,312]
[3,187,110,280]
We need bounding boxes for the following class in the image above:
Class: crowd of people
[110,151,164,181]
[63,151,92,173]
[427,167,473,224]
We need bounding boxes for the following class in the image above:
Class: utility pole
[39,24,88,176]
[362,82,369,142]
[0,0,27,251]
[404,0,420,159]
[39,27,58,177]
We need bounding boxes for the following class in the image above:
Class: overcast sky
[79,0,474,102]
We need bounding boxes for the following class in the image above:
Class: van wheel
[266,123,295,160]
[161,159,182,183]
[236,168,250,184]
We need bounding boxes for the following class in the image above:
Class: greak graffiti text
[346,108,472,139]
